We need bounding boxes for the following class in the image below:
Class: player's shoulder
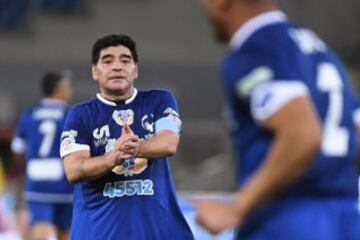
[20,102,41,119]
[232,24,293,61]
[222,40,279,89]
[248,22,296,49]
[71,97,97,110]
[138,89,175,100]
[68,97,98,117]
[221,23,308,96]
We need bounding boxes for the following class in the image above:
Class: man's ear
[92,65,98,81]
[134,65,139,79]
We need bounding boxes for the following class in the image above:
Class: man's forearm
[137,131,178,159]
[232,131,320,219]
[65,154,114,183]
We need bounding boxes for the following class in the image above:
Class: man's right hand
[107,124,139,166]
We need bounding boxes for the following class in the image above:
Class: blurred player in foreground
[196,0,360,239]
[12,71,73,240]
[60,34,193,240]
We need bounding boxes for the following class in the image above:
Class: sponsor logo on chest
[93,125,110,147]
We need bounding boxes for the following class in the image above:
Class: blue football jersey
[12,99,73,202]
[222,11,359,200]
[60,89,193,240]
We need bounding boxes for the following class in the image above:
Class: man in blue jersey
[12,71,73,240]
[196,0,360,239]
[60,34,193,240]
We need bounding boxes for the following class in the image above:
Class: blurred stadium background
[0,0,359,239]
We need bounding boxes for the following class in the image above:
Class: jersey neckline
[96,88,138,106]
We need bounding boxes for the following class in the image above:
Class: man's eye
[103,60,112,64]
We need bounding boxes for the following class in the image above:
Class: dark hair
[41,71,68,97]
[92,34,139,65]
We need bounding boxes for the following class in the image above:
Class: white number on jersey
[103,180,154,198]
[289,28,326,54]
[38,120,57,157]
[317,63,349,157]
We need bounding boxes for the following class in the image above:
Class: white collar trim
[230,10,287,50]
[96,88,138,106]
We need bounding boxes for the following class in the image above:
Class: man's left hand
[195,200,242,235]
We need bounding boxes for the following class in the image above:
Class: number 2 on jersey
[317,63,349,157]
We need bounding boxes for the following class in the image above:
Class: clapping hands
[108,124,140,166]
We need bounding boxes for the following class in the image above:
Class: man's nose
[112,60,123,71]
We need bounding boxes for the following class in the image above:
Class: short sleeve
[60,106,90,158]
[153,91,182,135]
[222,43,309,124]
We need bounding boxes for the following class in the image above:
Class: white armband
[60,138,90,158]
[251,81,309,123]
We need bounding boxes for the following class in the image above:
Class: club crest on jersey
[112,158,148,177]
[112,109,134,126]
